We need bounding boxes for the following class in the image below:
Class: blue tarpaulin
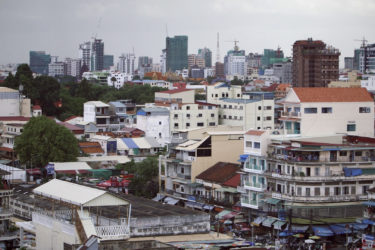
[330,224,351,235]
[362,219,375,225]
[343,168,363,177]
[122,138,138,149]
[136,110,146,116]
[312,226,334,237]
[363,201,375,207]
[238,154,250,162]
[352,223,369,230]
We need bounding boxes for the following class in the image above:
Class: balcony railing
[272,192,367,203]
[268,171,375,182]
[241,197,258,207]
[271,153,375,164]
[177,173,191,180]
[0,189,13,197]
[244,181,266,191]
[95,225,130,241]
[281,111,301,118]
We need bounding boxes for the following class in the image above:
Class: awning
[164,197,179,205]
[222,211,239,220]
[362,219,375,225]
[352,223,369,230]
[280,231,294,237]
[330,224,351,235]
[265,198,282,205]
[273,220,287,230]
[215,210,231,219]
[216,187,238,193]
[152,194,165,202]
[312,226,334,237]
[185,201,205,209]
[252,216,266,226]
[203,204,214,210]
[343,168,363,177]
[238,154,250,162]
[262,217,278,227]
[363,201,375,206]
[26,168,42,175]
[291,225,309,233]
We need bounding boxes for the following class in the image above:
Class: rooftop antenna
[354,36,368,48]
[225,40,240,51]
[165,24,169,38]
[216,32,220,63]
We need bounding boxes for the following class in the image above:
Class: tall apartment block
[359,43,375,74]
[166,36,188,72]
[292,38,340,87]
[91,39,104,71]
[29,51,51,75]
[79,41,91,69]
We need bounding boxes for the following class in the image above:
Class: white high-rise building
[118,53,136,74]
[79,42,91,70]
[65,58,82,77]
[160,49,167,74]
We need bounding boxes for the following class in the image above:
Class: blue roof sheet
[122,138,138,149]
[312,225,334,237]
[109,101,126,108]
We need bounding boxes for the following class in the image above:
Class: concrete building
[190,66,204,79]
[279,87,374,137]
[79,41,91,70]
[274,83,291,99]
[65,58,81,78]
[345,57,354,70]
[215,62,225,78]
[138,56,153,77]
[359,43,375,74]
[166,36,188,72]
[0,87,30,117]
[83,101,110,132]
[160,49,167,74]
[91,38,104,71]
[328,71,361,88]
[217,92,275,131]
[136,107,170,146]
[103,55,114,70]
[118,53,136,75]
[361,75,375,92]
[206,82,242,104]
[224,45,246,78]
[188,54,205,69]
[155,89,195,104]
[48,57,67,77]
[198,47,212,68]
[292,38,340,87]
[168,102,218,132]
[272,61,292,84]
[247,53,263,68]
[107,72,133,89]
[29,51,51,75]
[161,128,244,198]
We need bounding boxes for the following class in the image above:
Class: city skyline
[0,0,374,66]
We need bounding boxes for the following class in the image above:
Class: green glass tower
[166,36,188,72]
[29,51,51,75]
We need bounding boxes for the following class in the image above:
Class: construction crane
[354,36,368,48]
[225,40,239,51]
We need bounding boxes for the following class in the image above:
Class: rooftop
[157,89,194,94]
[0,87,18,93]
[85,101,109,107]
[246,130,266,136]
[196,162,240,184]
[293,87,373,103]
[109,101,126,108]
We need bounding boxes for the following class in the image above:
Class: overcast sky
[1,0,374,67]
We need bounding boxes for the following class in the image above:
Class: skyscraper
[103,55,114,70]
[29,51,51,75]
[118,53,136,74]
[198,47,212,67]
[91,39,104,71]
[224,43,246,77]
[166,36,188,72]
[79,42,91,69]
[359,43,375,74]
[292,38,340,87]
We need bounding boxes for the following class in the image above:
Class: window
[198,113,202,117]
[347,124,356,132]
[229,105,232,109]
[239,116,243,120]
[234,116,237,120]
[265,106,272,110]
[339,151,347,156]
[359,107,371,113]
[223,115,227,119]
[229,116,232,119]
[257,116,260,121]
[351,186,356,194]
[209,122,215,126]
[224,105,227,108]
[265,116,272,121]
[363,185,369,194]
[174,123,178,128]
[186,123,190,127]
[306,188,310,196]
[321,107,332,113]
[174,114,178,118]
[325,187,330,196]
[355,151,362,156]
[343,186,349,195]
[211,113,215,117]
[237,94,241,97]
[297,187,302,196]
[181,167,184,174]
[314,167,320,176]
[315,187,320,196]
[334,187,341,195]
[304,108,317,114]
[215,94,218,97]
[180,186,184,193]
[186,106,190,110]
[197,122,204,127]
[239,106,243,110]
[254,142,260,149]
[246,141,252,147]
[186,114,190,118]
[159,133,162,138]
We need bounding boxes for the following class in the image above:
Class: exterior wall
[136,114,170,146]
[33,213,80,250]
[190,134,243,182]
[0,90,20,116]
[206,84,242,104]
[83,103,96,123]
[155,90,195,103]
[218,99,275,131]
[361,76,375,91]
[169,104,218,132]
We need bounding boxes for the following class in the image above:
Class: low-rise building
[155,89,195,104]
[206,82,242,104]
[83,101,110,132]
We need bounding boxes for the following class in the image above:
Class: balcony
[270,153,375,165]
[177,173,192,180]
[241,197,259,209]
[271,192,367,203]
[244,163,265,174]
[281,111,301,118]
[0,208,13,220]
[0,189,13,197]
[95,224,130,241]
[237,186,246,193]
[244,181,266,192]
[267,171,375,182]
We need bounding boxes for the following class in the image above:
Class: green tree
[3,64,33,90]
[14,116,79,168]
[29,76,61,115]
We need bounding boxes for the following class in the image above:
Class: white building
[204,68,215,78]
[142,80,173,89]
[206,82,242,104]
[217,92,275,131]
[0,87,30,117]
[65,58,81,78]
[79,41,91,69]
[160,49,167,74]
[118,53,136,75]
[280,87,374,137]
[155,89,195,104]
[107,72,133,89]
[83,101,110,132]
[48,57,66,77]
[136,107,170,146]
[361,75,375,92]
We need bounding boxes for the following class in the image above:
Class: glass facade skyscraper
[29,51,51,75]
[166,36,188,72]
[91,39,104,71]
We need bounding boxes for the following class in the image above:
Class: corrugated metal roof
[109,101,126,108]
[132,137,151,149]
[77,155,131,164]
[85,101,109,107]
[175,136,209,151]
[137,107,169,116]
[122,138,138,149]
[145,137,161,148]
[50,162,92,171]
[116,138,129,150]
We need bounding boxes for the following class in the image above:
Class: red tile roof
[276,83,291,91]
[293,87,373,102]
[79,142,104,154]
[261,83,279,92]
[223,173,241,188]
[245,130,265,136]
[0,147,13,152]
[196,162,240,184]
[0,116,30,121]
[158,89,194,94]
[33,105,41,110]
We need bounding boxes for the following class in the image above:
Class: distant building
[103,55,114,70]
[190,66,204,78]
[118,53,136,75]
[361,75,375,92]
[224,44,246,78]
[261,48,284,68]
[344,57,354,70]
[215,62,225,78]
[29,51,51,75]
[328,71,361,88]
[292,38,340,87]
[272,61,292,83]
[91,39,104,71]
[65,58,81,78]
[107,72,133,89]
[247,53,263,68]
[138,56,153,77]
[166,36,188,72]
[79,41,91,69]
[160,49,167,73]
[188,54,205,69]
[48,56,67,77]
[359,43,375,74]
[0,87,30,117]
[353,49,361,70]
[198,47,212,68]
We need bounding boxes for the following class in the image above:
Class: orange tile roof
[246,130,265,136]
[276,83,291,91]
[293,87,373,103]
[79,142,104,154]
[81,147,104,154]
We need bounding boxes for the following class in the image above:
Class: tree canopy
[14,116,79,168]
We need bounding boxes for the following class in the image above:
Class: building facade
[29,51,51,75]
[79,41,91,69]
[91,39,104,71]
[166,36,188,72]
[118,53,136,75]
[359,43,375,74]
[292,38,340,87]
